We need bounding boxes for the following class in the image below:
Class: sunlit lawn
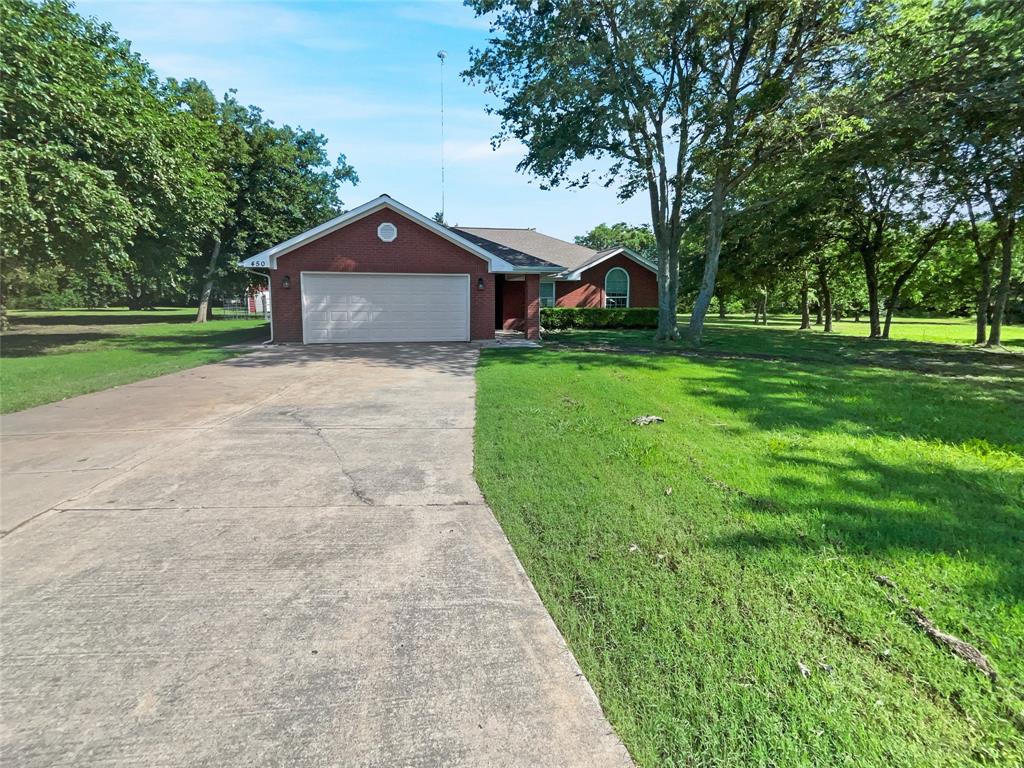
[0,308,268,413]
[727,314,1024,347]
[475,318,1024,766]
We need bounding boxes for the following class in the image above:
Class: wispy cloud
[82,2,366,52]
[75,0,649,240]
[444,138,522,162]
[394,1,492,31]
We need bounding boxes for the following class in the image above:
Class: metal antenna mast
[437,50,447,222]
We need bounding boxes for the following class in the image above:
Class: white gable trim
[239,195,520,273]
[558,247,658,281]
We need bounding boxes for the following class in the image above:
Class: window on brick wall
[540,281,555,308]
[604,267,629,308]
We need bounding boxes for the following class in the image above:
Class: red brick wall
[269,208,495,342]
[524,274,540,339]
[556,254,659,308]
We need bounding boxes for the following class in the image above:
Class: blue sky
[75,0,650,240]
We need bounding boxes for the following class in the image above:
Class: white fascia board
[556,247,657,281]
[239,195,520,273]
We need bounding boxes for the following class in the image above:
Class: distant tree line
[0,0,357,323]
[577,217,1022,330]
[467,0,1022,346]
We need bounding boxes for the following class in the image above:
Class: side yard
[475,322,1024,766]
[0,309,268,413]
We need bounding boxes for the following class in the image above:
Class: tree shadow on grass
[713,447,1024,604]
[0,332,115,357]
[8,311,197,327]
[676,354,1024,452]
[1,325,269,358]
[547,324,1024,379]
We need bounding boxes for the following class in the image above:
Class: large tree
[575,222,656,259]
[189,94,358,322]
[0,0,206,314]
[464,0,851,342]
[930,0,1023,346]
[0,0,357,322]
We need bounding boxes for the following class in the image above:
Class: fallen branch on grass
[631,415,664,426]
[909,608,997,682]
[874,574,997,681]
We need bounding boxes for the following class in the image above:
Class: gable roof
[239,195,656,279]
[239,195,555,273]
[555,246,658,280]
[455,227,657,280]
[454,227,598,272]
[451,228,564,270]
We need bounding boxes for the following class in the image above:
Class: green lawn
[475,318,1024,766]
[770,314,1023,346]
[0,308,268,413]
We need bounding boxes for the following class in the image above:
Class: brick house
[241,194,658,343]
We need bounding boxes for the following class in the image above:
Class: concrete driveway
[0,344,631,767]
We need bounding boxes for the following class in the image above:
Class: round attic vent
[377,222,398,242]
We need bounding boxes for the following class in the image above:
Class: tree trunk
[976,266,993,344]
[799,273,811,330]
[717,291,727,318]
[965,200,994,344]
[654,241,680,341]
[882,298,896,339]
[817,266,833,333]
[195,238,222,324]
[881,224,949,340]
[755,289,768,324]
[987,217,1017,347]
[687,171,728,344]
[862,251,881,338]
[814,302,823,326]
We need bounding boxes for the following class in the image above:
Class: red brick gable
[269,208,496,342]
[556,252,659,308]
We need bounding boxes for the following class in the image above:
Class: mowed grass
[0,308,268,413]
[475,319,1024,766]
[546,314,1023,358]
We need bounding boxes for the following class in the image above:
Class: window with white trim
[540,281,556,308]
[604,267,629,308]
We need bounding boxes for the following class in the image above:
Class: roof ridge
[455,226,537,231]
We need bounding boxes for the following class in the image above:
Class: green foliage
[465,0,854,340]
[575,223,656,260]
[7,288,84,311]
[0,0,357,313]
[541,307,659,330]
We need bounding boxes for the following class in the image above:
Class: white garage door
[301,272,470,343]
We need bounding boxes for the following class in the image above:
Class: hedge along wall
[540,307,659,330]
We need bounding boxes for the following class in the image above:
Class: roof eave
[559,246,657,280]
[239,195,519,273]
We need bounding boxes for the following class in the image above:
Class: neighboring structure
[247,287,270,316]
[240,194,657,344]
[223,287,269,319]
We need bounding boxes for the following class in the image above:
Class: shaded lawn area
[475,322,1024,766]
[1,308,268,413]
[546,316,1024,380]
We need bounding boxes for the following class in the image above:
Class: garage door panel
[301,274,470,343]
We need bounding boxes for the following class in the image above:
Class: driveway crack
[284,409,375,505]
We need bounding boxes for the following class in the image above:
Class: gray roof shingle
[453,227,597,271]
